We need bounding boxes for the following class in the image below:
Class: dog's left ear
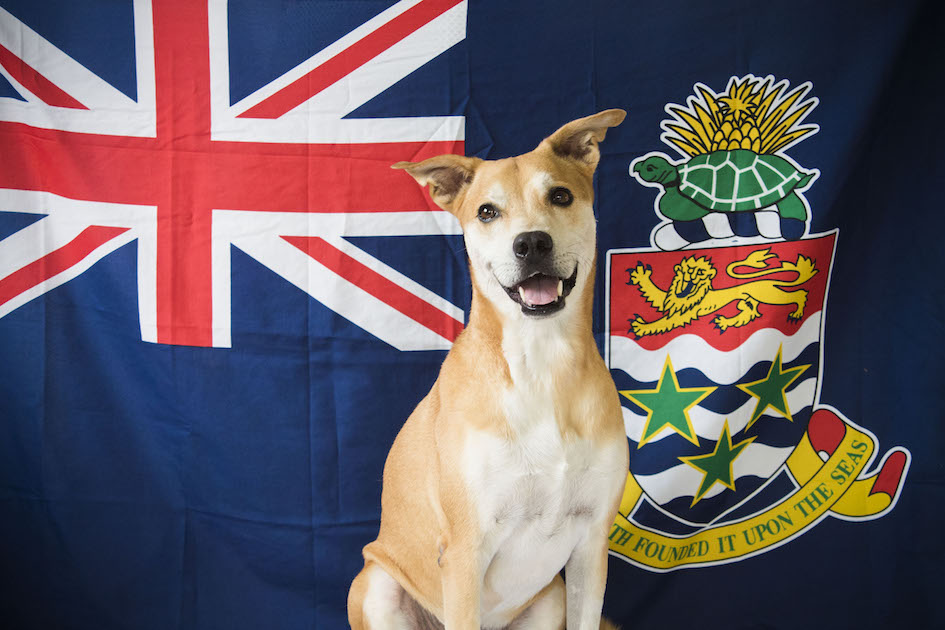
[542,109,626,171]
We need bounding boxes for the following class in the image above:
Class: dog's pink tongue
[520,275,557,306]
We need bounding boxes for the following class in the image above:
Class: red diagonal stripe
[282,235,462,342]
[239,0,463,119]
[0,225,130,307]
[0,43,87,110]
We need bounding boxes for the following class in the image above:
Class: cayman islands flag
[604,76,910,572]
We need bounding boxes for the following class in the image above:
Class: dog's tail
[600,617,622,630]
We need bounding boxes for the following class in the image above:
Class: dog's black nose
[513,231,553,262]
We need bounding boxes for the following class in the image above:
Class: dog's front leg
[439,538,482,630]
[564,534,609,630]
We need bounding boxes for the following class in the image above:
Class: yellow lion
[627,249,817,337]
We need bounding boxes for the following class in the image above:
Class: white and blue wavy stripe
[610,311,822,386]
[632,441,795,504]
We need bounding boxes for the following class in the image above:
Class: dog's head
[395,109,625,320]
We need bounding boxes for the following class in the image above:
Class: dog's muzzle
[502,265,578,317]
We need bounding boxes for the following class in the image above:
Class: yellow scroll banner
[609,410,908,571]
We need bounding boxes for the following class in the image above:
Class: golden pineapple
[712,77,763,152]
[662,75,817,158]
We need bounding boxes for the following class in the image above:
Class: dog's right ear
[393,155,481,213]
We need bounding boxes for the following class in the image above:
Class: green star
[620,356,715,449]
[737,345,809,429]
[679,420,755,506]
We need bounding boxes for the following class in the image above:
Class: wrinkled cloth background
[0,1,941,628]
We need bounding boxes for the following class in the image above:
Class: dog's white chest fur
[462,374,620,624]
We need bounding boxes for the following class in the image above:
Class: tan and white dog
[347,110,629,630]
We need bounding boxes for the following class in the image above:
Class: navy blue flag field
[0,1,941,628]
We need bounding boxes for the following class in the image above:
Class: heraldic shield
[605,75,909,572]
[610,235,834,525]
[604,233,908,571]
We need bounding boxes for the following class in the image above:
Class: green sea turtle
[632,149,816,223]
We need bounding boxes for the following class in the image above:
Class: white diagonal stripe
[228,0,429,115]
[0,189,157,338]
[0,1,155,136]
[211,209,464,349]
[327,236,464,322]
[0,221,140,319]
[211,0,466,143]
[296,3,466,118]
[0,5,137,110]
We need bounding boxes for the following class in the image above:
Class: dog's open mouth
[503,266,578,316]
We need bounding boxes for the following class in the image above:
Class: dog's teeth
[518,285,528,303]
[557,279,564,297]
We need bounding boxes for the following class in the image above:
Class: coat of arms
[606,76,910,571]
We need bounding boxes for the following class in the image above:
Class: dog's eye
[477,204,499,223]
[549,187,573,207]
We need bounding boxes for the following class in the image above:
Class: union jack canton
[0,0,468,350]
